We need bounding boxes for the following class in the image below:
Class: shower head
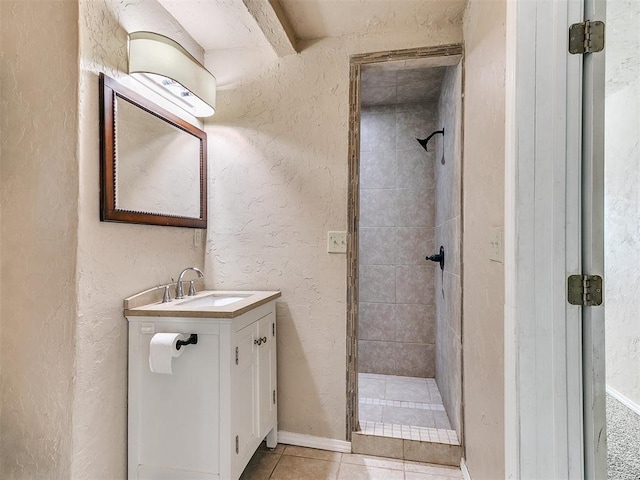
[417,138,429,151]
[416,128,444,152]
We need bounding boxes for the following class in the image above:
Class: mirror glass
[100,73,207,228]
[115,97,201,217]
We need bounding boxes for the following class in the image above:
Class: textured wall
[1,1,207,477]
[434,64,463,439]
[72,0,206,477]
[0,0,466,475]
[205,26,462,440]
[0,1,79,477]
[358,101,437,378]
[462,1,506,478]
[604,0,640,407]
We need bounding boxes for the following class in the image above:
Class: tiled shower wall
[434,64,463,437]
[358,103,437,377]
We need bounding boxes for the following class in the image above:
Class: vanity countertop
[124,286,281,319]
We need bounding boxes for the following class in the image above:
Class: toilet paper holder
[176,334,198,350]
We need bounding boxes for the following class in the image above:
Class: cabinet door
[134,332,220,475]
[233,321,258,467]
[258,314,277,437]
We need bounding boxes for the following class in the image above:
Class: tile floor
[240,444,463,480]
[358,373,459,445]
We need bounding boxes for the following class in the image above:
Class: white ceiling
[279,0,466,41]
[157,0,270,50]
[157,0,466,53]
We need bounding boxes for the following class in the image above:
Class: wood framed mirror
[99,73,207,228]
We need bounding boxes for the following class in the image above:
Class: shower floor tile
[358,373,459,445]
[382,405,436,427]
[359,374,387,399]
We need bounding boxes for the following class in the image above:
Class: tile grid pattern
[240,444,463,480]
[359,397,446,411]
[358,373,459,446]
[434,63,463,441]
[358,96,439,377]
[359,421,459,445]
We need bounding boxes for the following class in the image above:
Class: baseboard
[606,385,640,416]
[277,431,352,453]
[461,457,472,480]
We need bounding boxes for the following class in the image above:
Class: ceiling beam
[242,0,298,56]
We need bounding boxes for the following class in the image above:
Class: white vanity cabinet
[126,293,279,480]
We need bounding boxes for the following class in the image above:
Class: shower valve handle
[426,246,445,271]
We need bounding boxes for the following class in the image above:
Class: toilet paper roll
[149,333,188,375]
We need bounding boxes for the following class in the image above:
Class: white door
[504,0,606,478]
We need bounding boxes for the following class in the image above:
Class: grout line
[355,421,460,445]
[360,396,446,411]
[358,374,458,444]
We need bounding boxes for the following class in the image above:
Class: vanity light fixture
[128,31,216,118]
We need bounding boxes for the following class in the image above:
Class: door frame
[504,0,606,478]
[581,0,607,476]
[345,44,464,441]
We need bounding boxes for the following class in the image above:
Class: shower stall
[349,50,463,463]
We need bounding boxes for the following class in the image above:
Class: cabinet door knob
[254,338,262,346]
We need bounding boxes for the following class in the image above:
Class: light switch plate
[194,229,203,247]
[327,231,347,254]
[489,227,503,263]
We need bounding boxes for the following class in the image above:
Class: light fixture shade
[128,31,216,117]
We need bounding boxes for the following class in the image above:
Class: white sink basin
[178,294,250,308]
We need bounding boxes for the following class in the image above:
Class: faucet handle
[162,285,172,303]
[188,280,197,296]
[175,281,184,300]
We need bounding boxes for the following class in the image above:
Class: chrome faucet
[175,267,204,299]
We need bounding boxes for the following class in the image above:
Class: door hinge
[235,346,239,365]
[569,20,605,54]
[235,435,239,454]
[568,274,603,306]
[272,322,275,337]
[273,389,276,404]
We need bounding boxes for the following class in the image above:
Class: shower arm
[417,128,445,152]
